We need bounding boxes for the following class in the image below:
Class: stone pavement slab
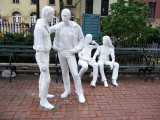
[0,74,160,120]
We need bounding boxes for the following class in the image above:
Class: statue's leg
[98,60,108,87]
[58,52,71,98]
[68,56,85,103]
[89,61,98,87]
[78,60,88,78]
[112,62,119,86]
[36,52,54,109]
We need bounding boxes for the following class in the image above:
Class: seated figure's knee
[81,64,88,72]
[114,62,119,68]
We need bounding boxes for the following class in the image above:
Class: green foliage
[0,30,56,45]
[100,0,150,45]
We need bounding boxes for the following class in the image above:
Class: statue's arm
[110,48,115,62]
[33,29,45,52]
[91,41,99,49]
[71,26,84,53]
[78,51,91,61]
[49,23,59,34]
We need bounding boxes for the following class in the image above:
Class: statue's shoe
[61,90,71,98]
[104,81,108,88]
[112,79,119,86]
[40,99,54,110]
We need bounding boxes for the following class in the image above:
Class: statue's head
[103,36,113,47]
[42,6,55,22]
[61,8,71,24]
[85,34,92,44]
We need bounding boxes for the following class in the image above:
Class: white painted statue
[51,8,85,103]
[78,34,99,87]
[33,6,55,109]
[93,36,119,87]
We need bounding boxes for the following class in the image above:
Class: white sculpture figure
[33,6,55,109]
[78,34,99,87]
[93,36,119,87]
[51,8,85,103]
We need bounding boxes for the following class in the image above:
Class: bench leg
[138,68,148,82]
[148,68,153,82]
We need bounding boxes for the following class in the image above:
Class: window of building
[12,11,22,23]
[101,0,109,16]
[30,12,37,25]
[13,0,19,4]
[85,0,93,14]
[67,0,72,5]
[31,0,37,4]
[148,2,156,18]
[49,0,55,4]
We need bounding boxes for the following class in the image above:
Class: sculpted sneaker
[61,90,71,98]
[78,93,85,103]
[47,94,54,98]
[104,81,108,88]
[112,79,118,86]
[40,99,54,110]
[90,80,96,87]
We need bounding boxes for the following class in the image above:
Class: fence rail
[0,23,35,36]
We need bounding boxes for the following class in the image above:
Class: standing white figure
[93,36,119,87]
[78,34,99,87]
[52,8,85,103]
[33,6,55,109]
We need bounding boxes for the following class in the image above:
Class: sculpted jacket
[33,19,52,52]
[50,21,84,53]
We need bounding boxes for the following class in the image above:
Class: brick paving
[0,74,160,120]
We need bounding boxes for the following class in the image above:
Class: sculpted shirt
[94,45,115,62]
[51,21,84,53]
[33,19,52,52]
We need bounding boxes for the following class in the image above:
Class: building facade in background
[0,0,159,28]
[80,0,117,25]
[138,0,160,28]
[0,0,80,26]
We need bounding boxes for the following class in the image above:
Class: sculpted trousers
[98,60,119,81]
[36,52,51,100]
[58,50,83,94]
[78,59,98,80]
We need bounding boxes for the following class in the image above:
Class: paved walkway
[0,74,160,120]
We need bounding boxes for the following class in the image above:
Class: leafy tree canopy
[100,0,150,45]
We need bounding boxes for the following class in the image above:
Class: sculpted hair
[103,36,114,48]
[42,6,54,18]
[61,8,71,18]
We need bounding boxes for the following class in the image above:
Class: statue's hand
[67,49,77,54]
[41,67,47,72]
[87,58,93,62]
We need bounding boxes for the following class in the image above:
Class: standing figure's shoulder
[70,21,81,28]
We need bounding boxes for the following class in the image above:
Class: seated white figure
[93,36,119,87]
[78,34,99,87]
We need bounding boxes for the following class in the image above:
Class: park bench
[143,48,160,71]
[77,47,158,82]
[0,45,60,83]
[114,47,154,82]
